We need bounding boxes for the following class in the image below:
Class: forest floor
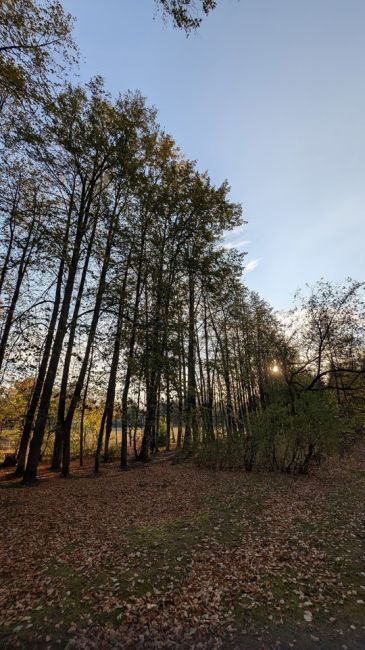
[0,446,365,650]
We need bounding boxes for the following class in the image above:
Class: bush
[251,395,342,472]
[195,393,349,474]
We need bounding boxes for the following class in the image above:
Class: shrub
[195,392,349,474]
[248,393,346,473]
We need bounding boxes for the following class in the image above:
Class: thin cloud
[223,238,250,250]
[244,258,261,274]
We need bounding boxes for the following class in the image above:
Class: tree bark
[23,181,92,483]
[51,213,98,471]
[103,251,131,463]
[16,186,74,476]
[61,209,118,477]
[0,210,38,375]
[184,268,197,447]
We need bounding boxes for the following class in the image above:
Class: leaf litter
[0,445,365,649]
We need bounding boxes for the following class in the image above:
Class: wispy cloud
[223,225,250,249]
[244,258,261,274]
[223,237,250,250]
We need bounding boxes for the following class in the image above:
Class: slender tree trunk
[139,378,157,462]
[0,212,37,375]
[80,346,93,467]
[61,211,118,477]
[184,268,197,447]
[166,371,171,451]
[103,252,131,463]
[120,243,145,468]
[196,322,206,427]
[0,204,16,297]
[139,284,163,462]
[151,382,161,453]
[203,301,214,440]
[23,183,91,482]
[176,325,184,449]
[94,409,107,474]
[15,190,73,476]
[209,307,237,437]
[52,214,98,471]
[133,378,141,460]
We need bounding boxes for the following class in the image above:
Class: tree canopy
[155,0,217,31]
[0,0,77,115]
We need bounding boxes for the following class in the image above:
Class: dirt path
[1,448,364,649]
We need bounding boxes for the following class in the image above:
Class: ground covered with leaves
[1,447,365,649]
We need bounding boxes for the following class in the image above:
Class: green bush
[250,394,344,473]
[195,393,349,474]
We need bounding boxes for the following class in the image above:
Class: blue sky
[62,0,365,310]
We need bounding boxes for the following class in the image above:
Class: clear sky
[62,0,365,310]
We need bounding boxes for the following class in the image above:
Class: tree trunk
[23,183,91,483]
[94,409,107,474]
[103,253,131,463]
[52,214,97,471]
[120,243,144,468]
[0,211,37,375]
[0,201,16,297]
[184,268,197,447]
[61,212,117,478]
[166,371,171,451]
